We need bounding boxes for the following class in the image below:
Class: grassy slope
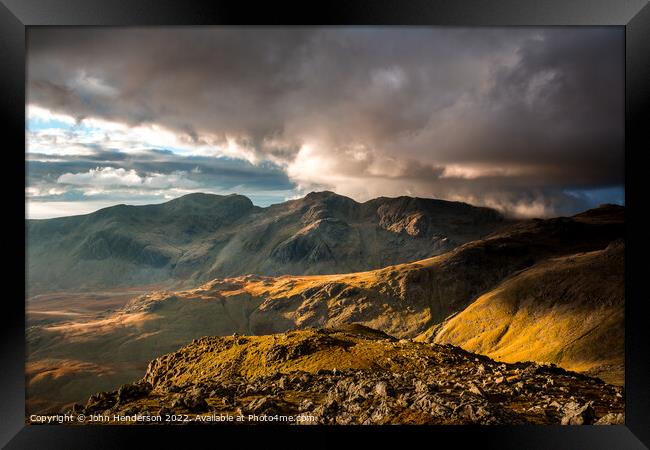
[431,241,624,385]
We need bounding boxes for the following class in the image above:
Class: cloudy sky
[26,27,624,219]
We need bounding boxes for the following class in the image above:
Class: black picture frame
[2,0,649,448]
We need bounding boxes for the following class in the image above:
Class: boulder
[561,401,596,425]
[374,381,395,397]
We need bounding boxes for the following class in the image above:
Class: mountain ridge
[27,191,507,293]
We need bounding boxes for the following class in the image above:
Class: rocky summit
[75,325,624,425]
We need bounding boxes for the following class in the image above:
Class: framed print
[1,0,649,448]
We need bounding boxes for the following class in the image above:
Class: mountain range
[27,192,505,293]
[25,194,624,414]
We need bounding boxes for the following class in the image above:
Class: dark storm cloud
[27,27,624,216]
[437,28,624,182]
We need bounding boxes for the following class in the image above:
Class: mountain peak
[161,192,254,212]
[303,190,351,201]
[166,192,248,204]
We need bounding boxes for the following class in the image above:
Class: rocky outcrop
[76,326,624,425]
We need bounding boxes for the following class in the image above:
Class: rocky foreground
[72,325,624,425]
